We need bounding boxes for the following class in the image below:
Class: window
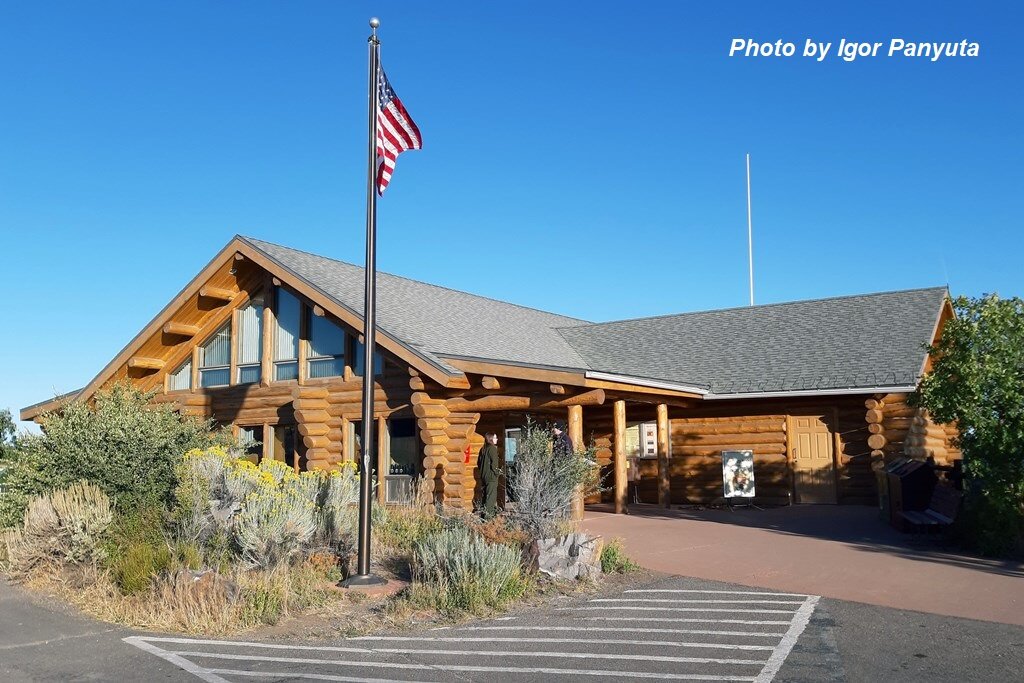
[387,418,418,475]
[308,313,345,379]
[274,288,300,381]
[199,324,231,388]
[504,427,522,464]
[271,424,299,471]
[168,360,192,391]
[236,296,264,384]
[353,338,384,377]
[238,425,263,463]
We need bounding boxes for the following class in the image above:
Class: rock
[174,568,240,602]
[525,533,603,580]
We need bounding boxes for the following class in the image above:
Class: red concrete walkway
[582,504,1024,626]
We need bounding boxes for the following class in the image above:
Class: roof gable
[241,237,593,371]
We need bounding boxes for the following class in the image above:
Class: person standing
[551,420,574,459]
[478,432,501,519]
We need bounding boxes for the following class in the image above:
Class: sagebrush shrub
[2,481,113,576]
[507,421,601,541]
[0,383,230,528]
[411,525,526,614]
[317,463,359,548]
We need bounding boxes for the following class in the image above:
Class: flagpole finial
[369,17,380,30]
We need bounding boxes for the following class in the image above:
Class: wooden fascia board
[443,357,589,387]
[22,238,245,422]
[920,292,955,378]
[233,240,460,388]
[583,378,704,400]
[442,356,704,400]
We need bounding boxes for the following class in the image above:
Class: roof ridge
[557,285,949,330]
[239,235,592,326]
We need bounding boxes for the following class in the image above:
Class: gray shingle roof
[242,237,593,374]
[243,236,945,396]
[556,287,948,395]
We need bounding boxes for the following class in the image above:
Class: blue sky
[2,1,1020,427]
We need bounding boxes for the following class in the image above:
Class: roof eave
[704,384,919,400]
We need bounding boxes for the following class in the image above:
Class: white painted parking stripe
[123,637,230,683]
[575,617,792,625]
[559,606,799,614]
[454,625,787,637]
[625,590,812,597]
[591,599,805,605]
[206,660,759,682]
[208,668,441,683]
[177,648,768,666]
[346,635,776,651]
[754,595,820,683]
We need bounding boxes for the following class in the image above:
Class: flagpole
[343,16,386,588]
[746,153,754,307]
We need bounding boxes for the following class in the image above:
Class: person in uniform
[551,420,574,459]
[478,432,501,519]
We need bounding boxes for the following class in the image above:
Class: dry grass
[20,556,347,635]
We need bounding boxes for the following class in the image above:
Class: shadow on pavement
[585,502,1024,579]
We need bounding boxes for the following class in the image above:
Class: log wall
[583,396,880,506]
[878,393,961,465]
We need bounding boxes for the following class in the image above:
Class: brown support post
[568,404,584,520]
[229,309,238,385]
[297,305,309,385]
[657,403,671,508]
[377,416,388,504]
[613,399,627,514]
[262,422,271,463]
[261,283,275,387]
[190,346,200,393]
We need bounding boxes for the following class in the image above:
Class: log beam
[163,322,200,338]
[199,286,235,302]
[128,357,165,371]
[481,376,501,390]
[445,389,606,413]
[550,384,566,395]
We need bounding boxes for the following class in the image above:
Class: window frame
[306,308,346,380]
[235,293,264,385]
[198,323,231,388]
[273,286,301,382]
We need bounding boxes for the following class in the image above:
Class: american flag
[375,62,421,195]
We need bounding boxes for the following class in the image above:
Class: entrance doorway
[789,412,837,504]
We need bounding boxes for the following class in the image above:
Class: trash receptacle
[887,458,937,530]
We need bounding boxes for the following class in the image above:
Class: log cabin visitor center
[20,235,958,513]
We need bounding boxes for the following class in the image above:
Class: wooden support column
[229,309,238,385]
[657,403,671,508]
[613,399,627,514]
[190,346,200,393]
[568,404,584,521]
[297,305,309,385]
[377,416,388,504]
[260,283,275,387]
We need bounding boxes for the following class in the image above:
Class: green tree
[914,294,1024,556]
[0,383,232,528]
[0,408,15,458]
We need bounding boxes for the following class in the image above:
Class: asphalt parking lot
[128,581,819,682]
[5,573,1023,682]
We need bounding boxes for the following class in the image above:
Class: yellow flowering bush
[234,486,316,569]
[172,448,365,569]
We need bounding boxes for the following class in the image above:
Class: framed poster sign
[722,450,755,498]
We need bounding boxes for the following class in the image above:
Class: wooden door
[790,413,837,504]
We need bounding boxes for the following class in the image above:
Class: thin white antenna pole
[746,153,754,306]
